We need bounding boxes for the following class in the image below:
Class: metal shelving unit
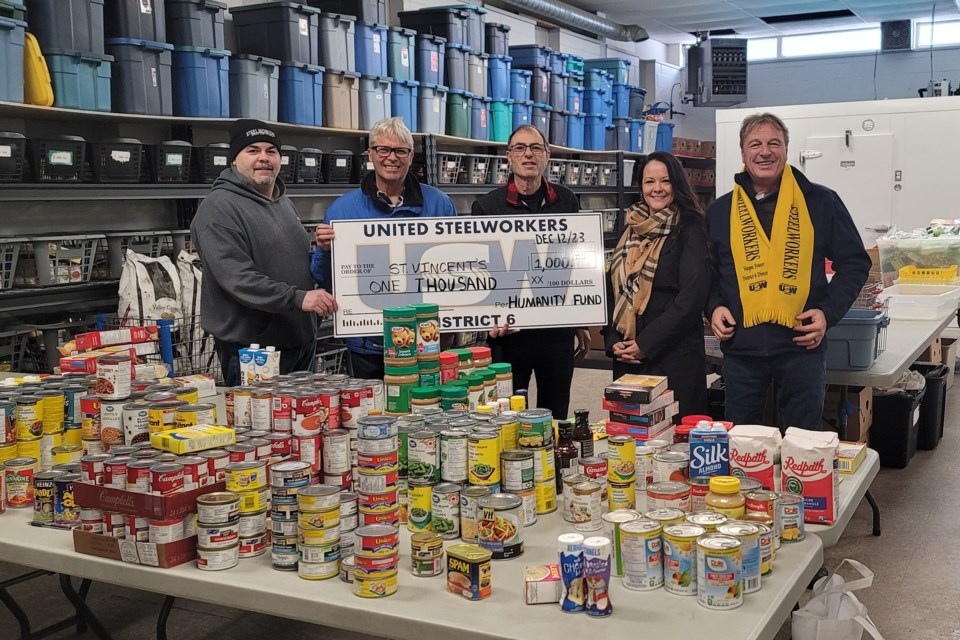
[0,183,360,201]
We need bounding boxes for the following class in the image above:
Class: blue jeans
[722,351,827,429]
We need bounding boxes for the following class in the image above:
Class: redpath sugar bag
[782,427,839,525]
[728,425,782,492]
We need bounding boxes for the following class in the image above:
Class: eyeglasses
[508,143,547,156]
[370,146,413,159]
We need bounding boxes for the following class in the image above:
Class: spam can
[446,543,492,600]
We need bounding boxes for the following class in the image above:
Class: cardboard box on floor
[823,385,873,442]
[920,337,942,363]
[942,337,957,390]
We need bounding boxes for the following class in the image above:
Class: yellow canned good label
[41,394,65,431]
[0,443,18,464]
[407,483,433,532]
[607,437,637,483]
[148,406,178,433]
[236,486,269,513]
[535,479,557,514]
[468,435,500,486]
[353,571,398,597]
[297,560,340,580]
[226,465,267,492]
[176,390,200,405]
[531,446,555,482]
[63,427,82,447]
[299,508,340,531]
[298,526,340,545]
[498,419,518,452]
[608,481,636,511]
[15,402,43,438]
[17,437,41,460]
[52,445,83,466]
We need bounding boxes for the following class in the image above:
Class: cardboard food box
[603,374,669,404]
[73,481,225,520]
[174,374,218,398]
[701,141,716,158]
[75,327,159,352]
[150,424,235,455]
[59,346,137,374]
[920,337,942,363]
[73,528,197,568]
[524,565,563,605]
[838,441,867,474]
[823,385,873,443]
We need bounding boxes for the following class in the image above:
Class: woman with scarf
[605,151,712,417]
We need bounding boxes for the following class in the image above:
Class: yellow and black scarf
[730,164,814,328]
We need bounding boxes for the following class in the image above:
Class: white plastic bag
[118,250,183,325]
[792,559,885,640]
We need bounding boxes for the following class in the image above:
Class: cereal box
[728,425,782,492]
[782,427,839,524]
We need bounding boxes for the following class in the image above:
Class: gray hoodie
[191,167,317,348]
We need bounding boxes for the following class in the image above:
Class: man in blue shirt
[312,117,458,379]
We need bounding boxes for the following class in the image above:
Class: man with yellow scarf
[706,113,871,429]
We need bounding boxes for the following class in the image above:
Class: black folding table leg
[865,489,882,536]
[76,579,92,634]
[59,574,112,640]
[0,583,33,640]
[157,596,176,640]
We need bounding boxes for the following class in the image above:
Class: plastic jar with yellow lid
[705,476,745,519]
[384,365,419,415]
[383,307,418,367]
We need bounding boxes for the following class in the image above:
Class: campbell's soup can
[293,435,322,473]
[340,385,363,429]
[150,463,185,495]
[271,388,294,432]
[126,460,154,493]
[265,432,292,459]
[103,456,133,489]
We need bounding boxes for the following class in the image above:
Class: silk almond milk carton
[782,427,839,525]
[728,425,782,492]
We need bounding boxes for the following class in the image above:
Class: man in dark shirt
[471,125,590,420]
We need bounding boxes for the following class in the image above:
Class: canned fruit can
[500,450,534,492]
[779,493,805,542]
[356,524,400,557]
[517,409,553,447]
[620,518,663,591]
[478,493,524,560]
[572,481,602,532]
[298,485,341,511]
[718,521,761,594]
[607,436,637,483]
[663,523,705,595]
[5,458,37,508]
[197,520,240,549]
[459,485,492,544]
[697,534,743,610]
[197,544,240,571]
[602,509,641,577]
[468,432,500,486]
[757,523,774,576]
[226,461,267,492]
[431,482,461,539]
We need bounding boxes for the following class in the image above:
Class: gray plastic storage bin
[485,22,509,56]
[0,17,25,103]
[278,145,297,183]
[606,118,630,150]
[105,0,167,41]
[104,231,170,278]
[359,75,391,130]
[319,12,355,73]
[387,26,415,82]
[230,2,320,66]
[416,34,445,86]
[323,69,359,129]
[306,0,384,24]
[25,0,105,54]
[15,234,105,287]
[166,0,227,49]
[230,54,280,120]
[106,38,173,115]
[825,309,889,370]
[418,82,447,135]
[549,109,568,147]
[531,103,550,142]
[468,51,487,97]
[445,43,469,91]
[550,72,567,110]
[530,66,550,104]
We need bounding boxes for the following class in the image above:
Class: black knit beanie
[230,119,281,163]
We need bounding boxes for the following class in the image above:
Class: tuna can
[299,508,340,531]
[357,434,398,455]
[653,451,690,483]
[271,484,303,506]
[298,557,340,580]
[357,450,399,474]
[239,530,269,557]
[517,408,553,447]
[356,524,400,557]
[662,522,705,595]
[149,518,185,543]
[270,460,311,487]
[608,480,636,511]
[323,471,353,490]
[779,493,805,543]
[357,489,399,513]
[359,506,400,527]
[602,509,641,577]
[697,534,743,610]
[607,436,637,483]
[431,482,461,539]
[197,544,240,571]
[354,552,399,578]
[530,444,556,483]
[459,485,492,544]
[239,509,268,537]
[298,538,341,564]
[353,570,398,597]
[272,549,299,571]
[621,518,664,591]
[340,491,358,515]
[80,507,104,533]
[467,432,500,486]
[516,487,537,527]
[124,515,149,541]
[439,429,469,483]
[477,493,524,560]
[718,521,761,594]
[646,481,691,512]
[272,517,299,537]
[356,469,399,494]
[236,486,270,513]
[500,449,534,492]
[174,403,217,429]
[298,484,341,511]
[95,353,132,400]
[407,431,440,482]
[357,415,397,440]
[197,492,241,524]
[407,479,433,532]
[645,507,686,528]
[198,519,240,549]
[321,429,351,474]
[340,554,356,582]
[226,460,267,492]
[534,478,557,514]
[686,510,728,534]
[32,470,62,523]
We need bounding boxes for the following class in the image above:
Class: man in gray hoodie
[191,119,337,385]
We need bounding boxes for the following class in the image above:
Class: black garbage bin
[910,362,948,450]
[870,386,925,468]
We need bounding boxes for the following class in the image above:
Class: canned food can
[410,531,444,560]
[561,473,589,523]
[103,511,125,537]
[52,445,83,467]
[95,354,132,400]
[662,523,706,595]
[431,482,461,539]
[645,507,686,528]
[14,396,43,440]
[439,429,468,483]
[354,551,399,578]
[757,523,774,576]
[16,437,41,464]
[607,436,637,483]
[150,463,185,495]
[459,485,491,544]
[357,415,398,440]
[146,400,185,435]
[340,491,359,516]
[340,554,355,582]
[175,387,200,405]
[779,493,805,543]
[298,558,340,580]
[175,403,217,429]
[477,493,524,560]
[355,524,400,557]
[407,431,440,482]
[80,396,102,440]
[353,570,398,597]
[321,429,351,474]
[356,469,399,494]
[535,478,556,514]
[516,487,537,527]
[697,534,743,610]
[102,456,131,490]
[357,434,398,455]
[686,510,728,533]
[492,415,518,452]
[197,544,239,571]
[718,521,761,594]
[290,391,324,436]
[239,530,269,557]
[198,520,240,549]
[0,442,18,465]
[149,518,185,544]
[123,459,152,493]
[121,403,150,446]
[500,449,534,492]
[602,509,641,577]
[621,519,664,591]
[647,481,691,513]
[197,492,241,524]
[124,515,150,541]
[32,470,62,523]
[653,451,690,484]
[517,408,553,447]
[407,479,433,532]
[80,507,104,533]
[688,475,712,513]
[198,449,230,482]
[251,392,272,430]
[323,471,352,490]
[233,387,254,428]
[271,390,294,432]
[0,401,16,445]
[467,432,500,486]
[572,481,602,531]
[608,480,636,511]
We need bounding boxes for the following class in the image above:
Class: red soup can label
[150,463,185,496]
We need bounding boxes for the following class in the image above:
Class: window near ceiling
[916,20,960,47]
[747,38,778,60]
[780,28,881,57]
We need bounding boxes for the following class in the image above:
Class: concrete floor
[1,364,956,639]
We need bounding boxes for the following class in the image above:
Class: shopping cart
[98,314,221,382]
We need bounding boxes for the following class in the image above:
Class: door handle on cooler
[798,150,822,168]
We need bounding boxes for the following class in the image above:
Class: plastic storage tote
[146,140,192,182]
[278,145,297,183]
[230,54,280,120]
[629,118,641,152]
[530,66,550,104]
[489,99,511,142]
[166,0,226,48]
[195,142,229,182]
[509,45,550,69]
[584,68,609,89]
[825,309,889,370]
[471,95,489,141]
[102,231,169,278]
[279,62,325,126]
[391,79,418,131]
[602,98,614,127]
[549,72,567,111]
[485,23,509,56]
[640,120,657,153]
[308,0,384,24]
[566,55,584,75]
[230,2,320,66]
[431,3,485,51]
[43,50,113,112]
[566,84,583,113]
[90,138,142,183]
[612,83,631,118]
[415,34,445,86]
[877,284,960,320]
[583,87,605,115]
[656,121,674,152]
[172,46,229,117]
[584,58,629,83]
[387,26,415,82]
[549,110,568,147]
[0,17,26,103]
[468,51,487,97]
[910,362,948,450]
[509,68,531,102]
[319,12,355,72]
[323,69,359,129]
[446,89,471,138]
[106,38,173,115]
[323,149,353,183]
[629,86,647,118]
[297,147,323,183]
[359,75,391,130]
[354,21,386,76]
[487,54,511,100]
[871,387,925,468]
[549,50,568,76]
[512,99,532,130]
[584,113,604,151]
[105,0,166,40]
[531,103,550,140]
[606,118,630,150]
[567,112,584,149]
[29,136,86,182]
[398,7,467,46]
[445,42,469,91]
[26,0,105,54]
[0,131,26,182]
[418,82,447,135]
